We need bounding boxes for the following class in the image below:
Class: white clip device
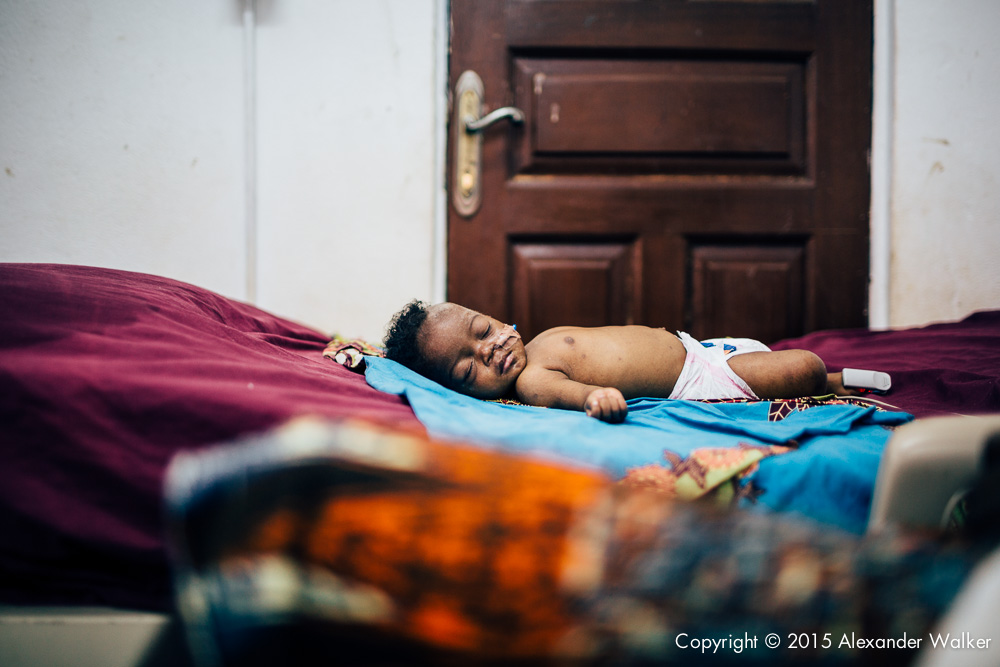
[842,368,892,394]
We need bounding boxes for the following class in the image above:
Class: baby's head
[383,300,526,400]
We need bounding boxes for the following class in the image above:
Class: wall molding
[869,0,894,329]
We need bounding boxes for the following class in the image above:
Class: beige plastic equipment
[868,414,1000,534]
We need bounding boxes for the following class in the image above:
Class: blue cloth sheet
[365,357,913,533]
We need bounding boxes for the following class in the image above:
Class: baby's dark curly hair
[383,299,433,376]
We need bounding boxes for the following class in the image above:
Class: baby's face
[418,303,526,399]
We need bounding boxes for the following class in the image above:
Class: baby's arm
[517,368,628,423]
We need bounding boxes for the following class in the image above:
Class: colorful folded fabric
[323,335,384,371]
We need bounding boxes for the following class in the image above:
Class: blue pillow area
[365,357,912,533]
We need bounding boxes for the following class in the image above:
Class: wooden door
[447,0,873,344]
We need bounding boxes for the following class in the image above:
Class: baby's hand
[584,387,627,423]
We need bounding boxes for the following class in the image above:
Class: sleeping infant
[383,300,853,423]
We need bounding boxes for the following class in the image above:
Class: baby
[383,300,853,423]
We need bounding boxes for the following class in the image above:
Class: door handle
[453,70,525,217]
[464,107,525,133]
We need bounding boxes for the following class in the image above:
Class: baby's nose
[479,323,520,361]
[488,324,519,348]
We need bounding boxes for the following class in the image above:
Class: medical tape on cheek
[485,323,521,355]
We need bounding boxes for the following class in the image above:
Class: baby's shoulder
[514,359,556,399]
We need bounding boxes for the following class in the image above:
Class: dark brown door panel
[448,0,872,341]
[512,57,807,176]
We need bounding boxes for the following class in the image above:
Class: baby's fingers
[585,388,628,423]
[584,391,606,418]
[606,391,628,423]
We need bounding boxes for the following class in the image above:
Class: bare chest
[525,326,687,398]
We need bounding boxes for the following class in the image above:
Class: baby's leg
[825,372,860,397]
[726,349,829,399]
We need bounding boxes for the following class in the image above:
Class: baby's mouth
[499,348,516,374]
[490,344,510,373]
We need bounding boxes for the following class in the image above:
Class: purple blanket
[772,310,1000,418]
[0,264,419,610]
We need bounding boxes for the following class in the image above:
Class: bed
[2,263,999,665]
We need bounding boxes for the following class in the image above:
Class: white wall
[254,1,439,339]
[883,0,1000,328]
[2,0,997,338]
[0,0,246,297]
[0,0,440,341]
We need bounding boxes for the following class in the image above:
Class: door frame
[433,0,892,328]
[431,0,450,304]
[869,0,895,329]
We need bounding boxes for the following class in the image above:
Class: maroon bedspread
[0,264,419,610]
[772,310,1000,418]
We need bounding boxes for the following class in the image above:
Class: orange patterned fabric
[171,418,610,661]
[168,418,980,666]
